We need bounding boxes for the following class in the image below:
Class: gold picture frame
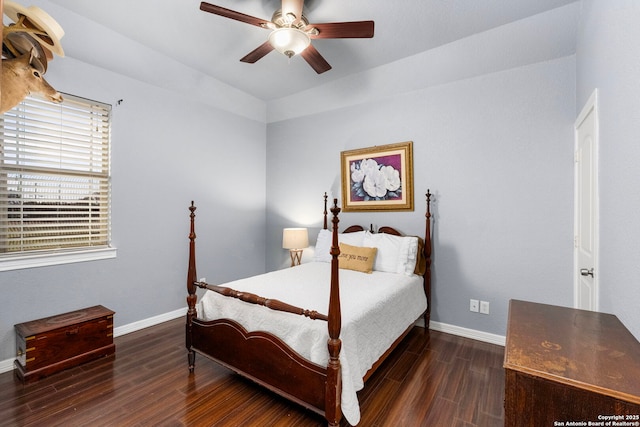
[340,141,414,212]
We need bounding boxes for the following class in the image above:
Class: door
[574,89,599,311]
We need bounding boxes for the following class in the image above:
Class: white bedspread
[198,262,427,425]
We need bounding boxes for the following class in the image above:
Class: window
[0,93,114,271]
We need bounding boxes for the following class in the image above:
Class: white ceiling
[44,0,579,101]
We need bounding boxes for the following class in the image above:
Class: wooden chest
[14,305,115,383]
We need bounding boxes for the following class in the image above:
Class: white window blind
[0,94,111,257]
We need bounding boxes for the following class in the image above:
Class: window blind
[0,94,111,255]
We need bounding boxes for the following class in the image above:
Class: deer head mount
[1,1,65,114]
[1,50,63,114]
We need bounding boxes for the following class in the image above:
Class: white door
[574,90,599,311]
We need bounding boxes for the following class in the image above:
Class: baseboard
[0,310,503,375]
[0,358,14,375]
[429,320,506,346]
[113,307,186,337]
[0,307,187,375]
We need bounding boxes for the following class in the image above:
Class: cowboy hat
[3,0,65,57]
[3,29,48,73]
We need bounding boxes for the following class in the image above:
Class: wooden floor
[0,318,505,426]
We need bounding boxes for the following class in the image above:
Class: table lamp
[282,228,309,267]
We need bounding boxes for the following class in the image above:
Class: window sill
[0,247,117,272]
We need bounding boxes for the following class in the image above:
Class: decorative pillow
[338,243,377,274]
[313,229,366,263]
[413,236,427,276]
[363,231,419,275]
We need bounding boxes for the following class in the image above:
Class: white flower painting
[350,157,402,200]
[341,141,414,212]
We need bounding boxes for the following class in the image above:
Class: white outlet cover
[480,301,490,314]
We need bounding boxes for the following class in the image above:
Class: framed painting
[340,141,414,212]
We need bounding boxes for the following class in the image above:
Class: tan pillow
[338,243,377,274]
[413,236,427,276]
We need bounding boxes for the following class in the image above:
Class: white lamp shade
[283,228,309,249]
[268,28,310,57]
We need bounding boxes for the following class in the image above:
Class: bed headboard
[321,190,433,328]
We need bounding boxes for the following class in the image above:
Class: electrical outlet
[470,299,479,313]
[480,301,490,315]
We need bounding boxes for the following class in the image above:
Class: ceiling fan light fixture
[268,28,310,58]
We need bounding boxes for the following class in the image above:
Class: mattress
[198,261,427,425]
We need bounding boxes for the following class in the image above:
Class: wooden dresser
[504,300,640,426]
[15,305,115,383]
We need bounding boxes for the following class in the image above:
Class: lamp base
[289,249,303,267]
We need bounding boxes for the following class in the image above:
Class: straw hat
[3,0,65,57]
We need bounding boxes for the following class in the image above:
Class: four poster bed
[185,191,432,426]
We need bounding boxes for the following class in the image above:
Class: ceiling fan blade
[309,21,374,39]
[200,2,269,28]
[240,41,275,63]
[281,0,304,23]
[300,44,331,74]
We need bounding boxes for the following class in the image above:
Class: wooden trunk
[14,305,115,383]
[504,300,640,426]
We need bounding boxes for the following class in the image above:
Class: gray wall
[266,0,640,341]
[266,55,576,337]
[576,1,640,339]
[3,0,639,367]
[0,57,267,360]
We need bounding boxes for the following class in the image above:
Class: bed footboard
[191,317,328,412]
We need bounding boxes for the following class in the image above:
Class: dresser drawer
[15,305,115,383]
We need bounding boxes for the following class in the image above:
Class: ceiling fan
[199,0,374,74]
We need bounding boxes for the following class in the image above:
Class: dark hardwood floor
[0,318,505,426]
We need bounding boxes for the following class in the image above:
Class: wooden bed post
[186,201,198,372]
[326,198,342,426]
[323,192,328,230]
[424,190,432,329]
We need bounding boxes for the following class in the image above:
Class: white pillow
[363,231,418,275]
[339,230,366,246]
[399,236,419,275]
[313,229,366,263]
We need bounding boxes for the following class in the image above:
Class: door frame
[574,89,599,310]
